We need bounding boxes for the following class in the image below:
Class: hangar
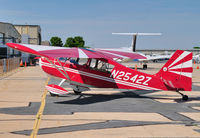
[0,22,21,58]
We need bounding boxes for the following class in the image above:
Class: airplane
[193,54,200,63]
[138,53,172,62]
[112,33,162,52]
[118,46,172,63]
[6,43,193,101]
[112,33,173,68]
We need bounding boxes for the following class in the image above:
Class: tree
[50,36,63,46]
[64,36,85,47]
[64,37,75,47]
[193,46,200,49]
[74,36,85,47]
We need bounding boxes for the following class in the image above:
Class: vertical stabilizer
[156,50,193,91]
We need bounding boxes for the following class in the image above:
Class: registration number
[110,70,152,85]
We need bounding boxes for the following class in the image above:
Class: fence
[0,57,20,76]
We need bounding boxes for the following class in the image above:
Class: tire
[182,95,188,101]
[73,90,82,95]
[50,92,59,97]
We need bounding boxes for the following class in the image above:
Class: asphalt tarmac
[0,63,200,137]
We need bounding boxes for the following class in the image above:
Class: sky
[0,0,200,49]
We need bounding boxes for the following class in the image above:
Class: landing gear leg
[176,89,188,101]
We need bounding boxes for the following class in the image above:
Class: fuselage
[39,57,169,91]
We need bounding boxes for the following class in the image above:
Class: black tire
[182,95,188,101]
[143,64,147,70]
[50,92,59,97]
[73,90,82,95]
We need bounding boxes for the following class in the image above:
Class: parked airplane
[193,54,200,63]
[6,43,193,100]
[112,33,162,52]
[112,33,172,68]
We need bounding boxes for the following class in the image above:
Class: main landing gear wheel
[50,92,59,97]
[73,90,82,95]
[182,95,188,101]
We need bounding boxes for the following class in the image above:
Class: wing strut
[45,57,71,82]
[59,79,66,86]
[56,58,71,81]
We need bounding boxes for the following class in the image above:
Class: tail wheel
[73,90,82,95]
[182,95,188,101]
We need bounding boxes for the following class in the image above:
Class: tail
[156,50,193,91]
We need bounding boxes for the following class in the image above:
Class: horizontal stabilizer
[112,33,162,36]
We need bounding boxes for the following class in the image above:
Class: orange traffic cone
[197,65,199,69]
[194,60,196,64]
[135,64,137,71]
[20,60,23,67]
[25,60,27,67]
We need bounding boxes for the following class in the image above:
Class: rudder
[156,50,193,91]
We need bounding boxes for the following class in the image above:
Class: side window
[97,60,115,73]
[69,58,78,64]
[88,59,115,73]
[90,59,98,68]
[78,58,88,65]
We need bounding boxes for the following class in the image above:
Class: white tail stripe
[169,59,192,70]
[78,49,88,58]
[169,71,192,78]
[168,51,190,68]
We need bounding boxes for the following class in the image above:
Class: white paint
[169,60,192,70]
[169,71,192,78]
[168,51,191,68]
[78,49,88,58]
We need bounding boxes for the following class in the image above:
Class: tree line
[50,36,87,48]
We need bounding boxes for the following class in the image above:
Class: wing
[138,54,172,62]
[6,43,102,58]
[6,43,146,59]
[93,48,146,59]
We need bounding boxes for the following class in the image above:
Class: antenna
[112,33,162,52]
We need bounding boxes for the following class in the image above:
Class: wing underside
[6,43,147,60]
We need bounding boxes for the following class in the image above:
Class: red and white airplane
[6,43,193,100]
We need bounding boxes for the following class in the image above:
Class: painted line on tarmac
[30,77,50,138]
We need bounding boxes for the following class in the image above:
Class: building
[0,22,21,44]
[41,40,50,46]
[14,25,41,45]
[0,22,21,58]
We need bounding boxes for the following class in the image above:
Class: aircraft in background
[6,43,193,101]
[112,33,173,68]
[193,54,200,63]
[112,33,162,52]
[138,53,172,62]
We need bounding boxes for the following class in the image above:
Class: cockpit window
[89,59,114,73]
[77,58,88,65]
